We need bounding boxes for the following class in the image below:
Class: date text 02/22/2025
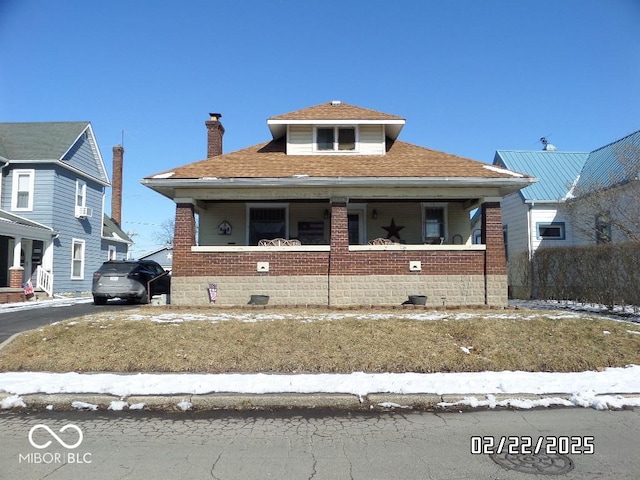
[470,436,595,455]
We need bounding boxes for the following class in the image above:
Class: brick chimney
[205,113,225,157]
[111,145,124,227]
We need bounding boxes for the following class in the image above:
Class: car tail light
[93,272,102,280]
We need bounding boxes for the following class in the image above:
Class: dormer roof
[267,101,406,140]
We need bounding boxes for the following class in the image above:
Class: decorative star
[382,218,404,240]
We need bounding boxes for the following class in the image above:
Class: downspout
[0,160,8,205]
[527,202,535,298]
[527,202,534,260]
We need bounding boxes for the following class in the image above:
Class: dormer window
[315,126,357,152]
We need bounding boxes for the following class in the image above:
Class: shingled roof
[146,137,529,181]
[0,122,89,160]
[269,101,405,121]
[0,121,110,185]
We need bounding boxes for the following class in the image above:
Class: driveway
[0,298,139,345]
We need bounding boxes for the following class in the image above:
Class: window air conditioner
[75,206,93,218]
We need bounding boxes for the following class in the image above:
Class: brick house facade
[143,102,532,307]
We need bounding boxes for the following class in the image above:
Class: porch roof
[0,209,56,239]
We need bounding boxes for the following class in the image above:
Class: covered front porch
[170,193,507,307]
[0,210,55,303]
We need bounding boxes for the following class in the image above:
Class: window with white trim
[422,203,448,244]
[315,126,357,152]
[536,222,565,240]
[76,180,87,208]
[107,245,117,260]
[11,169,35,211]
[71,239,85,279]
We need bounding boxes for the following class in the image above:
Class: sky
[1,0,639,257]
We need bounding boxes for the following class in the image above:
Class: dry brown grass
[1,309,639,374]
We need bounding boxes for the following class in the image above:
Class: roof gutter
[8,159,110,186]
[523,199,564,205]
[142,176,536,189]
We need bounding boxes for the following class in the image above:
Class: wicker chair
[258,238,302,246]
[367,237,396,245]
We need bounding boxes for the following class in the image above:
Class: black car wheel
[138,288,149,305]
[93,296,107,305]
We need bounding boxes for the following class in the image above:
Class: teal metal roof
[577,130,640,192]
[494,150,588,202]
[0,122,89,160]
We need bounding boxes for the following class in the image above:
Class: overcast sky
[1,0,639,256]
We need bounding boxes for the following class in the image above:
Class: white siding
[285,125,386,155]
[500,193,530,258]
[447,203,473,244]
[530,206,574,252]
[286,125,314,155]
[359,125,385,155]
[199,203,247,246]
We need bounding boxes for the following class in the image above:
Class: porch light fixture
[372,209,378,219]
[324,209,329,220]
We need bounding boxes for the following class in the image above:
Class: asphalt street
[0,299,138,344]
[1,407,638,480]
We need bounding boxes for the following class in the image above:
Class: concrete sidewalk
[0,295,93,314]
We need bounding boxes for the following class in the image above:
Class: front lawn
[1,308,639,374]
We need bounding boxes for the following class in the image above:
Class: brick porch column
[173,203,195,277]
[9,267,24,289]
[328,201,349,306]
[481,202,507,306]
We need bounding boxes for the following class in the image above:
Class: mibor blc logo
[19,424,92,464]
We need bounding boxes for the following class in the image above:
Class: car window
[97,263,137,274]
[150,263,164,274]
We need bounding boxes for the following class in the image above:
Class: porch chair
[367,237,396,245]
[258,238,301,246]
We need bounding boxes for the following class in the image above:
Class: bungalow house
[142,101,534,307]
[0,122,132,302]
[493,129,640,298]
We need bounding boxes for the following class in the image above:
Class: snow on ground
[0,296,92,313]
[1,366,640,411]
[1,298,640,410]
[115,309,589,325]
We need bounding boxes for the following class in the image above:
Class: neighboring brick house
[142,102,533,307]
[0,122,131,302]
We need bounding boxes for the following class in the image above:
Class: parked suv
[92,260,170,305]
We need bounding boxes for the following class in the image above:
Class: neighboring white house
[492,130,640,297]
